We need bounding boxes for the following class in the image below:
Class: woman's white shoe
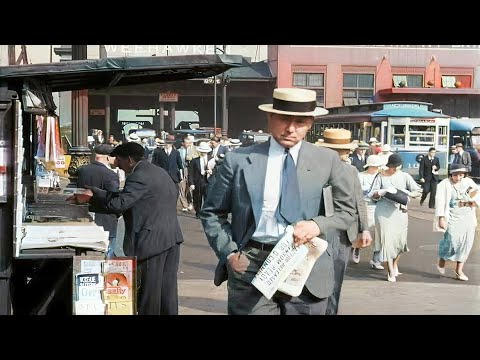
[436,264,446,275]
[387,274,396,282]
[455,272,468,281]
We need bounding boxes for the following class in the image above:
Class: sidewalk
[177,197,480,315]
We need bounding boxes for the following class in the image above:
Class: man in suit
[419,147,441,209]
[189,141,212,218]
[77,144,120,258]
[349,141,368,172]
[316,129,372,315]
[177,136,195,212]
[200,88,357,315]
[151,135,184,187]
[69,142,184,315]
[454,143,472,173]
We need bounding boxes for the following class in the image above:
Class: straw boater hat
[314,129,358,150]
[258,88,328,117]
[363,154,384,168]
[197,142,212,153]
[368,137,378,144]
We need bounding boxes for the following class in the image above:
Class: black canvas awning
[0,54,247,92]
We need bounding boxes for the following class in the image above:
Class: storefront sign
[159,93,178,102]
[90,109,106,116]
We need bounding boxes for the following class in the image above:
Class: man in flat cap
[77,144,120,258]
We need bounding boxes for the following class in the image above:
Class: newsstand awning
[0,54,247,92]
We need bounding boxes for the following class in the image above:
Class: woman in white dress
[369,154,422,282]
[434,164,479,281]
[357,155,384,270]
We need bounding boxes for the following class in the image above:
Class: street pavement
[176,197,480,315]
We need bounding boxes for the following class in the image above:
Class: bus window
[438,125,448,146]
[373,124,381,141]
[408,125,435,147]
[391,125,405,146]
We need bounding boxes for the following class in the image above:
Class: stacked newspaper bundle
[251,226,328,299]
[21,223,109,251]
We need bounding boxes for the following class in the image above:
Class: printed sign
[159,93,178,102]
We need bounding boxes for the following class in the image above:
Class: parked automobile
[239,131,270,147]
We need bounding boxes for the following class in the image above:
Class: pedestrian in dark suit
[454,143,472,173]
[151,135,183,185]
[70,142,184,315]
[77,144,120,258]
[349,141,369,172]
[188,141,212,218]
[200,88,357,315]
[419,147,440,209]
[316,130,371,315]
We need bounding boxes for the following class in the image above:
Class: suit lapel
[297,142,315,203]
[244,141,269,225]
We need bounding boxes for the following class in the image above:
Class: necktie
[277,148,301,224]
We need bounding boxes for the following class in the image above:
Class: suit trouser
[326,231,351,315]
[137,244,180,315]
[177,179,190,208]
[227,244,328,315]
[193,180,208,215]
[420,179,438,208]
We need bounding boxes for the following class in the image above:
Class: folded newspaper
[251,225,328,299]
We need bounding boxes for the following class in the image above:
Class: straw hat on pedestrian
[258,88,328,117]
[197,142,212,153]
[314,129,357,150]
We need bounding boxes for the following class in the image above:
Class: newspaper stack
[251,226,328,299]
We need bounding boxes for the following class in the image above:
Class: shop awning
[0,54,247,92]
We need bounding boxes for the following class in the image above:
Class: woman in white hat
[434,164,479,281]
[357,155,385,270]
[315,128,372,314]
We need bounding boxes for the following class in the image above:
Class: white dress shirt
[251,138,301,244]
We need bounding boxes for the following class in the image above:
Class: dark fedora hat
[385,153,402,168]
[449,163,469,174]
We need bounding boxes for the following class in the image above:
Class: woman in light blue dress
[434,164,479,281]
[369,154,422,282]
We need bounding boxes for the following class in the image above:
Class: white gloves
[190,185,195,190]
[385,186,397,194]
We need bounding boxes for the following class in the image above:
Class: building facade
[270,45,480,117]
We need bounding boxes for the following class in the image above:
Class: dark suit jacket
[188,156,210,188]
[346,164,369,243]
[151,148,183,183]
[77,161,119,237]
[199,140,356,299]
[90,160,184,261]
[349,154,366,173]
[454,151,472,172]
[419,155,440,182]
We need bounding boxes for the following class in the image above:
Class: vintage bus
[449,118,480,178]
[306,101,450,180]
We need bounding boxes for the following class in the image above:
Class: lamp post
[203,76,222,135]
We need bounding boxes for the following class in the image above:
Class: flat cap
[94,144,114,155]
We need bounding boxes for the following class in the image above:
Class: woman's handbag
[383,189,409,206]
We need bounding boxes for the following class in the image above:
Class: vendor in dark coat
[70,142,184,315]
[77,144,120,257]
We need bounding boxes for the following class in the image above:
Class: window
[391,125,405,147]
[293,72,325,106]
[442,76,456,88]
[393,74,423,88]
[408,125,435,147]
[343,74,374,105]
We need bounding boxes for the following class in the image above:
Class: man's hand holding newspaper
[251,225,328,300]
